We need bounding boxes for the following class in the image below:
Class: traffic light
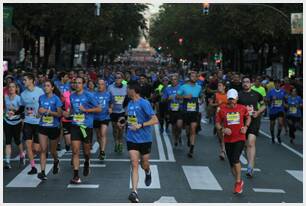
[178,37,183,45]
[202,3,209,15]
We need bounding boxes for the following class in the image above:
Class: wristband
[141,123,144,128]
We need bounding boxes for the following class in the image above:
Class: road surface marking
[154,125,166,161]
[253,188,285,193]
[162,131,175,161]
[80,164,106,168]
[182,166,223,190]
[67,184,99,189]
[259,130,303,158]
[286,170,303,183]
[6,164,52,188]
[10,158,175,163]
[154,196,177,203]
[241,168,261,172]
[58,149,66,157]
[129,165,160,189]
[90,142,99,154]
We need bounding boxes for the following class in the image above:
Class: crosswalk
[5,161,302,194]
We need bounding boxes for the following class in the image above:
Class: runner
[20,73,45,175]
[238,76,266,178]
[63,76,101,184]
[177,71,202,158]
[126,83,159,203]
[215,89,251,194]
[109,72,128,153]
[210,81,227,160]
[162,74,183,147]
[266,79,286,144]
[285,88,302,144]
[4,82,25,169]
[94,79,112,160]
[37,80,63,180]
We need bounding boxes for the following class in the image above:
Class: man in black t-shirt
[238,76,266,178]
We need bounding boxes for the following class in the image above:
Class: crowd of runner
[3,63,303,202]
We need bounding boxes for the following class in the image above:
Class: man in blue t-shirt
[63,77,101,184]
[20,73,45,175]
[266,79,286,143]
[177,71,202,158]
[126,83,158,203]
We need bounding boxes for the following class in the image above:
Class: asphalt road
[3,117,303,203]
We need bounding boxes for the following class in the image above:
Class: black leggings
[225,141,245,167]
[287,116,300,140]
[4,121,22,145]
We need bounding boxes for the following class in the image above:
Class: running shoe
[118,143,123,153]
[53,159,60,174]
[128,191,139,203]
[277,137,282,144]
[99,151,106,160]
[4,162,11,169]
[271,138,275,144]
[187,151,193,158]
[83,161,90,176]
[65,145,70,151]
[28,167,37,175]
[246,167,253,178]
[233,180,244,194]
[145,171,152,186]
[70,176,81,184]
[37,172,48,180]
[219,151,225,160]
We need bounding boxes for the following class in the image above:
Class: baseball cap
[227,89,238,100]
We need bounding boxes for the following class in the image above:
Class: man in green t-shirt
[252,76,266,110]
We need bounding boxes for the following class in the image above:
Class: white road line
[259,130,303,158]
[154,196,177,203]
[241,168,261,172]
[6,164,53,188]
[162,131,175,162]
[67,184,99,189]
[10,158,175,162]
[80,164,106,168]
[154,125,166,161]
[286,170,303,183]
[182,166,223,190]
[239,153,248,165]
[129,165,160,189]
[253,188,286,193]
[58,149,66,158]
[90,142,99,154]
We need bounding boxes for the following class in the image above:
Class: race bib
[114,96,124,105]
[170,103,179,111]
[289,106,297,114]
[274,99,283,107]
[226,112,240,125]
[187,102,196,112]
[127,115,138,125]
[73,113,85,123]
[42,115,54,124]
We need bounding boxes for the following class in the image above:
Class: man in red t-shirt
[215,89,251,194]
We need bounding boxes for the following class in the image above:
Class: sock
[30,160,35,168]
[190,145,194,153]
[41,170,45,174]
[145,169,151,175]
[84,155,90,163]
[74,170,79,178]
[5,154,10,164]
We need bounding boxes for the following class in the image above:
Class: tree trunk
[43,36,55,69]
[70,42,75,68]
[55,37,62,69]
